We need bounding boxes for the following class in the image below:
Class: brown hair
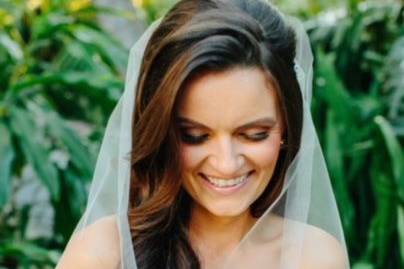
[128,0,303,268]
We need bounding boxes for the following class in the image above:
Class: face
[176,67,284,218]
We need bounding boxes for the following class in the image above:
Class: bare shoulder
[56,215,121,269]
[300,224,349,269]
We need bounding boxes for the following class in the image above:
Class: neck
[188,204,256,254]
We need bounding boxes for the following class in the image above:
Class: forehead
[176,67,281,129]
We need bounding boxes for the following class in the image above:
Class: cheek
[244,139,281,168]
[180,145,206,171]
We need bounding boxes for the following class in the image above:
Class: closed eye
[241,131,270,141]
[179,132,209,145]
[179,130,270,145]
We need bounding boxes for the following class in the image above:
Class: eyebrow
[177,116,277,131]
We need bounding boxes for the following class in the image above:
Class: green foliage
[0,0,128,267]
[0,0,403,268]
[133,0,178,24]
[308,2,404,268]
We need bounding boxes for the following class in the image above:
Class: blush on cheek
[249,139,281,167]
[180,145,206,170]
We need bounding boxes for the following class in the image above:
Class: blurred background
[0,0,403,268]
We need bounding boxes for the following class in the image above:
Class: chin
[202,199,252,218]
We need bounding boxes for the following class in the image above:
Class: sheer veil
[58,1,350,268]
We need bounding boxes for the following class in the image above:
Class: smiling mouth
[200,171,254,188]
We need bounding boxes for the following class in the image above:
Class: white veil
[57,1,350,268]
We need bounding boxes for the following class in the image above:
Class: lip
[202,172,253,180]
[199,171,254,196]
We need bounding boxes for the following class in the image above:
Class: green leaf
[23,98,94,179]
[31,11,75,40]
[352,261,375,269]
[0,33,23,60]
[46,109,94,179]
[370,141,398,267]
[324,109,355,237]
[64,169,88,217]
[0,241,60,264]
[398,206,404,264]
[384,37,404,120]
[71,5,136,21]
[7,71,122,106]
[0,120,15,208]
[68,24,128,74]
[374,116,404,201]
[315,48,357,125]
[9,107,60,201]
[53,40,113,75]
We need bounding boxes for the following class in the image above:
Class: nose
[209,137,244,176]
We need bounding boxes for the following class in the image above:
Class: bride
[56,0,350,268]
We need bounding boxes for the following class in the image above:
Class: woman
[57,0,350,268]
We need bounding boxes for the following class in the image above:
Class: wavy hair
[128,0,303,268]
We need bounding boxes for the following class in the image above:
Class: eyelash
[180,131,270,145]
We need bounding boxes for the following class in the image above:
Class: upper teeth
[205,174,248,187]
